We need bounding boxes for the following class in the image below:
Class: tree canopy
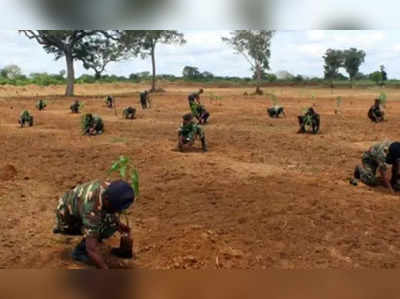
[222,30,274,93]
[20,30,120,96]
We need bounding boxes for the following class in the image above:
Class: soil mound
[0,165,17,180]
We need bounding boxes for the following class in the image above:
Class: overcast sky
[2,30,400,79]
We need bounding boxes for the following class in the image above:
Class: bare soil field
[1,83,400,269]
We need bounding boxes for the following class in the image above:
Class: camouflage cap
[104,180,135,212]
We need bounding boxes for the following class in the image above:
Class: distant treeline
[1,71,400,88]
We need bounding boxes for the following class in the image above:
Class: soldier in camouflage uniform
[54,180,135,269]
[178,113,207,152]
[368,99,385,123]
[82,113,104,136]
[18,110,34,128]
[140,91,151,110]
[353,140,396,193]
[36,99,47,111]
[105,96,114,108]
[188,89,210,124]
[70,100,80,113]
[267,105,286,118]
[297,107,320,134]
[123,107,136,119]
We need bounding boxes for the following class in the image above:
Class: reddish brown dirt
[1,84,400,269]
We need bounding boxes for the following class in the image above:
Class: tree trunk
[255,65,262,95]
[95,71,101,80]
[151,44,156,92]
[65,48,75,96]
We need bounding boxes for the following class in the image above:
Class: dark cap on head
[104,180,135,212]
[199,88,204,93]
[183,113,193,121]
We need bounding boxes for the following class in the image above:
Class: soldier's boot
[201,137,208,152]
[297,126,306,134]
[354,165,361,179]
[72,239,90,263]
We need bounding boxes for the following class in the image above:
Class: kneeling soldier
[178,113,207,152]
[105,96,114,108]
[298,107,320,134]
[123,107,136,119]
[267,105,286,118]
[70,100,81,113]
[36,99,47,111]
[82,113,104,136]
[353,140,398,194]
[368,99,385,122]
[54,180,135,269]
[18,110,34,128]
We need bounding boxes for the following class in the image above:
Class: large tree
[182,66,202,80]
[343,48,366,87]
[20,30,119,96]
[222,30,274,94]
[323,49,344,87]
[80,35,126,79]
[121,30,186,92]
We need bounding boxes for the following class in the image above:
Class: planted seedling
[378,92,387,107]
[108,156,140,198]
[335,96,342,114]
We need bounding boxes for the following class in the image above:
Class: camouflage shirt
[57,180,120,239]
[271,105,282,112]
[178,122,204,140]
[365,141,393,171]
[20,110,31,120]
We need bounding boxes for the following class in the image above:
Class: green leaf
[131,169,140,197]
[120,166,127,178]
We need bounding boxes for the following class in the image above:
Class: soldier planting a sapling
[123,107,137,119]
[178,113,208,152]
[18,110,34,128]
[297,107,320,134]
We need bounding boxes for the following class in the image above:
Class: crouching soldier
[140,91,151,109]
[123,107,136,119]
[70,100,81,113]
[53,180,135,269]
[18,110,34,128]
[368,99,385,122]
[178,113,207,152]
[267,105,286,118]
[82,113,104,136]
[36,99,47,111]
[105,96,114,108]
[298,107,320,134]
[188,89,210,124]
[352,140,398,194]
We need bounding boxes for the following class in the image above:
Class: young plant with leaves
[109,156,140,198]
[378,92,387,107]
[209,92,222,104]
[267,93,278,106]
[335,96,342,114]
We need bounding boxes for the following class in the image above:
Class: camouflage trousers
[55,192,119,241]
[358,153,380,186]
